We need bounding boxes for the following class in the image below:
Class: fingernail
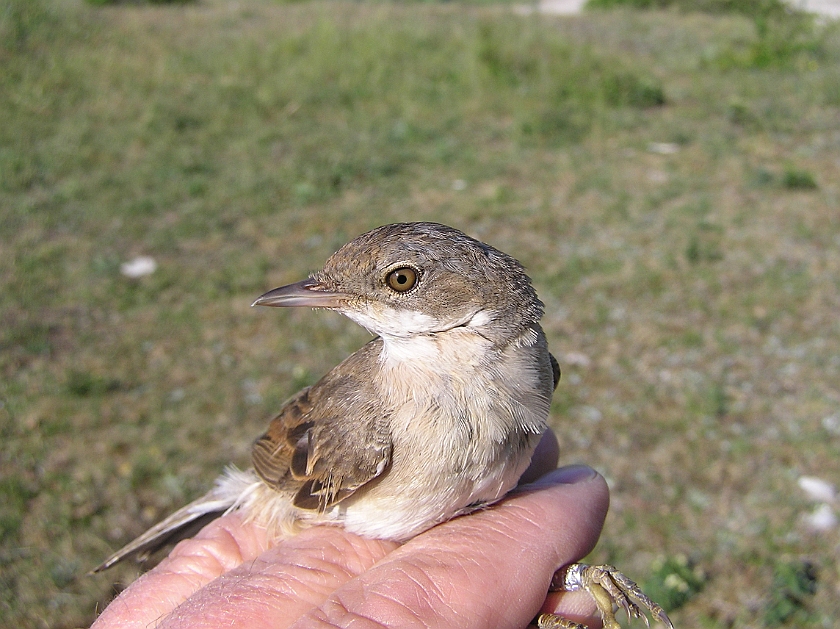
[529,464,598,488]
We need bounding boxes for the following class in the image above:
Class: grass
[2,0,840,626]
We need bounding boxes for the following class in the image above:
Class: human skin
[92,432,608,629]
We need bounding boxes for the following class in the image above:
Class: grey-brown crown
[312,222,544,343]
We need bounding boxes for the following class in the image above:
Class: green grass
[586,0,795,17]
[3,0,840,627]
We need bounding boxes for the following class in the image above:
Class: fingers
[91,513,274,629]
[520,430,561,484]
[92,462,609,629]
[158,526,398,629]
[290,465,609,629]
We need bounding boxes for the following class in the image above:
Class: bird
[94,222,672,629]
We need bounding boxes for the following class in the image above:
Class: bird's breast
[336,326,551,540]
[377,326,551,445]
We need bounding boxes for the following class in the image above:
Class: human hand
[92,433,609,629]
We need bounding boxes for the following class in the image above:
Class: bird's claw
[539,563,674,629]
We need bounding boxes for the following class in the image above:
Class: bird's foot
[535,563,674,629]
[534,614,587,629]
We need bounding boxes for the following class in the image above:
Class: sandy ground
[528,0,840,17]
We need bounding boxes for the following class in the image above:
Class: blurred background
[1,0,839,626]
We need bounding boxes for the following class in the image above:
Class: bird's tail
[92,467,261,573]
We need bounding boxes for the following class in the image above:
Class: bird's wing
[91,488,237,573]
[549,352,561,390]
[252,339,392,512]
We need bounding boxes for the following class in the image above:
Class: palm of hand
[92,460,607,629]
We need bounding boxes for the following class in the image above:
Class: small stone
[822,414,840,436]
[648,142,680,155]
[120,256,157,278]
[798,476,836,503]
[804,504,838,531]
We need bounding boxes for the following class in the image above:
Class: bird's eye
[386,267,418,292]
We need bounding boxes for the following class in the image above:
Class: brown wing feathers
[251,385,319,486]
[251,339,392,513]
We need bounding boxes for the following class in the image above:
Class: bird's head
[253,222,543,344]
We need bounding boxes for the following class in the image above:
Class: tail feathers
[92,467,260,573]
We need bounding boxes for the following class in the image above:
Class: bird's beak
[252,278,347,309]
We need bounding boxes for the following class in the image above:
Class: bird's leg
[535,563,674,629]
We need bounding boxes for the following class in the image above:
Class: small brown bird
[95,222,671,629]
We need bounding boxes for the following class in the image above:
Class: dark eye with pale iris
[386,267,418,292]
